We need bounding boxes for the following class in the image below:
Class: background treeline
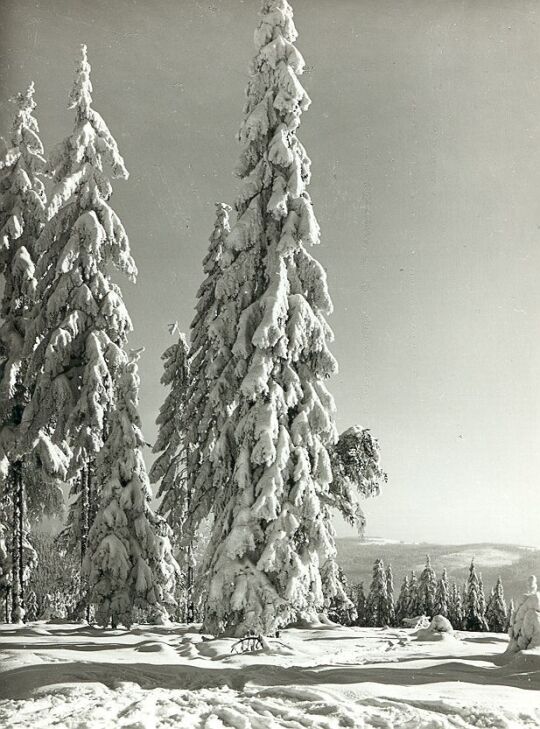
[329,555,512,633]
[12,538,513,636]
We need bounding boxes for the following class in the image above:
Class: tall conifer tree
[385,564,395,626]
[434,568,450,618]
[366,558,388,627]
[150,328,193,620]
[415,555,437,617]
[185,203,232,533]
[464,560,488,631]
[448,581,464,629]
[486,576,507,633]
[23,46,135,575]
[0,84,47,621]
[84,354,178,628]
[199,1,357,636]
[395,574,410,625]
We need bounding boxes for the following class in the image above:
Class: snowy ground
[0,622,539,728]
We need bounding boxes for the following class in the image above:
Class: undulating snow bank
[0,622,538,728]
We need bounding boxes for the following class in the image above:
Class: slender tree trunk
[17,463,24,618]
[80,468,89,564]
[186,545,194,623]
[186,482,194,623]
[81,465,96,623]
[11,462,23,623]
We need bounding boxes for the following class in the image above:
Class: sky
[0,0,539,547]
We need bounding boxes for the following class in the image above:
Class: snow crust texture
[0,622,539,729]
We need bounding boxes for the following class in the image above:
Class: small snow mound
[414,615,456,642]
[402,615,430,629]
[135,641,175,654]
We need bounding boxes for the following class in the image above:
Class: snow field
[0,622,539,728]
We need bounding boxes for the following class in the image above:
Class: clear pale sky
[1,0,539,546]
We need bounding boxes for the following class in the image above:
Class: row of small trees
[333,556,512,633]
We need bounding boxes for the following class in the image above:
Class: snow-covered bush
[507,576,540,652]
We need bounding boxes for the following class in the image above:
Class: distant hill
[336,538,540,602]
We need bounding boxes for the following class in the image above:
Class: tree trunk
[11,461,23,623]
[186,544,194,623]
[80,468,89,564]
[17,463,24,617]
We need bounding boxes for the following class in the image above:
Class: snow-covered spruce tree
[464,560,489,632]
[385,564,395,626]
[328,426,387,530]
[184,203,232,533]
[448,582,464,629]
[366,558,388,627]
[352,581,366,626]
[0,85,48,622]
[478,572,487,623]
[395,574,410,625]
[407,570,418,617]
[415,555,437,618]
[434,568,450,618]
[84,354,178,628]
[327,566,356,626]
[200,1,352,637]
[485,576,507,633]
[506,599,515,632]
[22,46,136,576]
[150,327,193,621]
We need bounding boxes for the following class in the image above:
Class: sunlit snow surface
[0,622,539,728]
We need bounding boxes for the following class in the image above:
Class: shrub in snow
[507,576,540,652]
[486,576,507,633]
[200,0,351,637]
[84,355,179,628]
[23,46,136,572]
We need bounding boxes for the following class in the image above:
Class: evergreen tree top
[45,44,131,237]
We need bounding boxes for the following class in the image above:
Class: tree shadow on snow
[1,653,538,701]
